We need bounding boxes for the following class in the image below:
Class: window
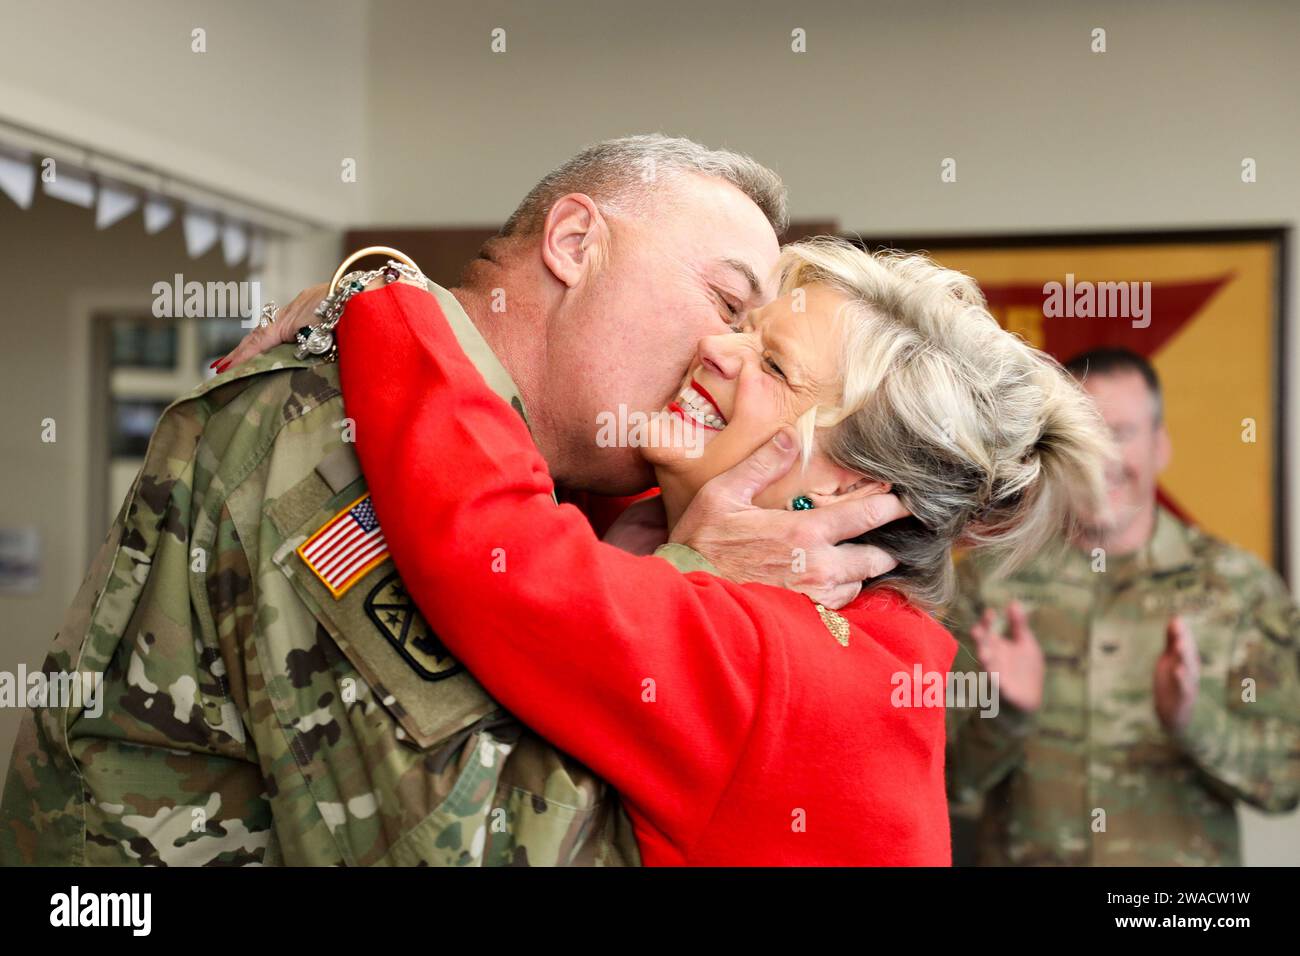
[89,312,251,536]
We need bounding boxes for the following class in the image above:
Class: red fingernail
[216,361,230,373]
[209,359,221,369]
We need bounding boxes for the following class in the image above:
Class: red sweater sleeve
[338,284,815,857]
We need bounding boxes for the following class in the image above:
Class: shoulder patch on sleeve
[297,493,389,597]
[363,571,464,681]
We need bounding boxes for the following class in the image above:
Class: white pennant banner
[183,207,220,258]
[95,182,139,229]
[43,166,96,208]
[248,232,268,270]
[143,195,174,234]
[222,220,248,266]
[0,153,36,209]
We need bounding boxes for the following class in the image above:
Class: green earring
[792,495,815,511]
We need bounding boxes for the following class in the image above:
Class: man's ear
[539,193,605,288]
[1155,422,1172,473]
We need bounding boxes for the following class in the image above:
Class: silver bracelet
[294,258,428,363]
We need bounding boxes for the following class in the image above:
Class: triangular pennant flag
[0,153,36,209]
[248,232,268,270]
[95,182,139,229]
[222,220,248,266]
[144,195,174,234]
[183,207,220,258]
[43,167,96,208]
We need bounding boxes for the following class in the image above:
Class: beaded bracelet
[294,246,429,362]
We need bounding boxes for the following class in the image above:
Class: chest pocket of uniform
[267,469,497,750]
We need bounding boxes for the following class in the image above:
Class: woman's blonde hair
[779,237,1113,608]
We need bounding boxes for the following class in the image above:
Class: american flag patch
[297,494,389,598]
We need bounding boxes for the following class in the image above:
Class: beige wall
[363,0,1299,234]
[0,0,370,226]
[1,0,1296,864]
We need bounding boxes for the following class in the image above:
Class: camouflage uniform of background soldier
[946,508,1300,866]
[0,283,645,866]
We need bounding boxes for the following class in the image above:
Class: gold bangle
[328,245,422,291]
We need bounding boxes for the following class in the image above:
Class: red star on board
[981,273,1232,359]
[982,273,1234,528]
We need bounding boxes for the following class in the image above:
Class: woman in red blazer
[334,239,1109,866]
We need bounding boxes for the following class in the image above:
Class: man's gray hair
[501,134,788,237]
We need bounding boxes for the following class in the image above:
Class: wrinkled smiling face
[544,173,780,494]
[646,283,857,508]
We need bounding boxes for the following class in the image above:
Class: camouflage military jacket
[946,507,1300,865]
[0,283,639,866]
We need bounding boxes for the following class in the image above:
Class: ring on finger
[257,301,279,329]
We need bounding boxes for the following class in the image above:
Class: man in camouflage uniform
[0,279,639,865]
[2,136,895,865]
[946,347,1300,865]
